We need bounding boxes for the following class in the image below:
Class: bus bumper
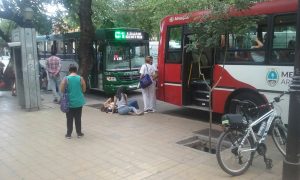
[104,83,139,94]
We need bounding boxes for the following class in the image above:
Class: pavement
[0,90,284,180]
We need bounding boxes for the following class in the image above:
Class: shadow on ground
[161,107,222,124]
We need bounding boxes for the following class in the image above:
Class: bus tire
[228,92,266,120]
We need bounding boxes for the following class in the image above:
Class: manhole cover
[193,128,222,138]
[177,128,223,154]
[86,103,102,109]
[177,136,217,154]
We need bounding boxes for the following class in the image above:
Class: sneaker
[144,109,150,113]
[77,133,84,138]
[53,99,58,103]
[147,109,155,113]
[65,134,71,139]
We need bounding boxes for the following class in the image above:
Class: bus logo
[266,69,279,87]
[169,17,174,23]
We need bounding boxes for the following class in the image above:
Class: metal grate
[119,74,140,81]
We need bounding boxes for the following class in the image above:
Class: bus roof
[36,34,63,42]
[37,28,149,42]
[36,32,80,42]
[161,0,297,26]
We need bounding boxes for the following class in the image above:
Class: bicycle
[216,92,288,176]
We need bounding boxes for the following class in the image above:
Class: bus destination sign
[115,31,143,40]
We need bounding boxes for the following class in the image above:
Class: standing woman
[60,65,86,139]
[139,56,157,112]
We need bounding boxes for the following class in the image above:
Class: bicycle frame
[238,108,277,153]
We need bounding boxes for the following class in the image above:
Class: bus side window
[220,16,268,64]
[225,34,252,62]
[271,14,296,64]
[166,26,182,64]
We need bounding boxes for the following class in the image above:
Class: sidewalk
[0,90,283,180]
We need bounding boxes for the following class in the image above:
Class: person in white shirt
[149,57,158,111]
[139,56,158,113]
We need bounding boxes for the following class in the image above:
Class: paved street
[0,90,284,180]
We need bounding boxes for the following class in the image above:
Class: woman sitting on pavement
[111,86,143,115]
[101,96,140,113]
[100,96,117,113]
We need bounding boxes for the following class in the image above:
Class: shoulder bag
[60,77,69,113]
[139,64,152,89]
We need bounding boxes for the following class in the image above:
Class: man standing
[46,47,62,103]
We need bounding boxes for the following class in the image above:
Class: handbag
[139,64,152,89]
[60,77,69,113]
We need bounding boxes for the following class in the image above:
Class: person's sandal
[137,111,144,116]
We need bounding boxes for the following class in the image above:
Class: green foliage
[133,0,210,37]
[0,0,53,40]
[0,19,14,43]
[187,16,260,52]
[0,0,265,43]
[92,0,116,28]
[186,0,261,51]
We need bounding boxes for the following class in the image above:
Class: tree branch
[0,11,23,27]
[0,29,10,42]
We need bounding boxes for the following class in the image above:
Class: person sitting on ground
[101,96,140,113]
[111,86,143,115]
[100,96,117,113]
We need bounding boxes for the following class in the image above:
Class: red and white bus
[157,0,297,124]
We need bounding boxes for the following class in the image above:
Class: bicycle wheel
[271,122,287,157]
[216,129,255,176]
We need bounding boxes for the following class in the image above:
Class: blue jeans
[128,99,139,109]
[118,106,137,115]
[49,74,61,100]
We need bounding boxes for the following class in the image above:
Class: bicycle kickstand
[257,143,273,169]
[264,156,273,169]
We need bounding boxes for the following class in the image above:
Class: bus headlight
[106,76,117,81]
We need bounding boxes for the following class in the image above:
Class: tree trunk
[78,0,94,80]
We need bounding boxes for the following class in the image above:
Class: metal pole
[282,0,300,179]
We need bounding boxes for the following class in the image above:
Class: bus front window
[130,45,146,69]
[105,45,147,71]
[106,46,130,71]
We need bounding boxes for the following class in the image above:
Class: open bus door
[157,25,214,110]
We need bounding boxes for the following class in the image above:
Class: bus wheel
[228,92,265,120]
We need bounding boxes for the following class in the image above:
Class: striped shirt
[46,56,61,76]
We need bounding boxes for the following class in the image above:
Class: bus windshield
[105,44,146,71]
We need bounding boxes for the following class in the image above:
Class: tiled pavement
[0,90,284,180]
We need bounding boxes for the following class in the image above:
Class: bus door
[182,33,213,111]
[90,41,104,90]
[162,26,184,106]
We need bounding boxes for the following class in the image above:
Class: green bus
[37,28,149,94]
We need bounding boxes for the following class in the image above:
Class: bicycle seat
[222,114,248,129]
